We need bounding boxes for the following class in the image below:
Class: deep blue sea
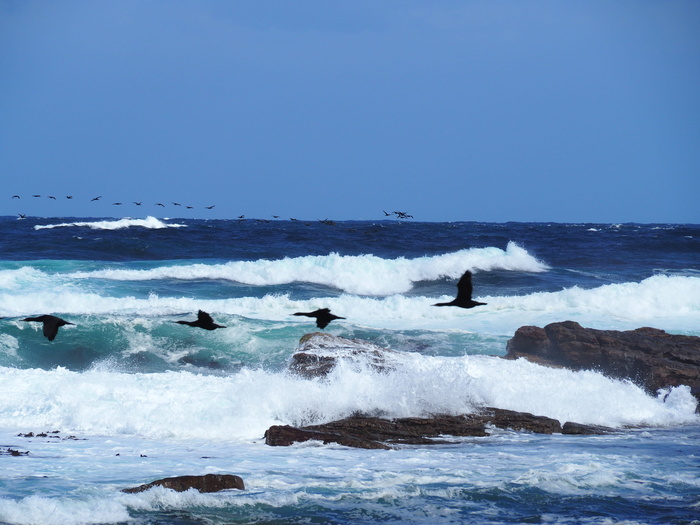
[0,216,698,524]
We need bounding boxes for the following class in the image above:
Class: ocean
[0,216,698,525]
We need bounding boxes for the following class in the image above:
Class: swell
[62,242,547,296]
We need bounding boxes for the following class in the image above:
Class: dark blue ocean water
[0,217,698,524]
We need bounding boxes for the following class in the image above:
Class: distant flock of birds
[18,271,485,341]
[8,194,415,223]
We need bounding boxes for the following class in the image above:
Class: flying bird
[292,308,345,329]
[433,271,487,309]
[175,310,226,330]
[156,203,165,207]
[12,195,20,199]
[205,205,215,209]
[22,315,74,341]
[17,213,26,219]
[91,196,102,201]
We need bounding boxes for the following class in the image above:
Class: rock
[289,332,398,378]
[122,473,245,494]
[562,422,616,435]
[265,410,574,449]
[264,424,391,449]
[506,321,700,400]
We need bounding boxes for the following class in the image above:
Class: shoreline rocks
[122,474,245,494]
[270,325,698,450]
[505,321,700,402]
[264,410,615,449]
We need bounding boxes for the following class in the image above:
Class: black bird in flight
[22,315,74,341]
[175,310,226,330]
[91,196,102,201]
[205,205,215,209]
[293,308,345,329]
[12,195,20,199]
[433,270,487,309]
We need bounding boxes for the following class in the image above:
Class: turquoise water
[0,217,698,524]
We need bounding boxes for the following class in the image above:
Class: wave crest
[34,216,186,231]
[66,242,547,295]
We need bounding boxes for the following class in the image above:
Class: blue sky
[1,1,698,223]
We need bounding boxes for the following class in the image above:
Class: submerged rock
[505,321,700,402]
[122,473,245,494]
[289,332,398,378]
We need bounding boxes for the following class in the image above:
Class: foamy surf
[34,216,186,230]
[0,354,695,442]
[1,274,698,334]
[63,242,548,295]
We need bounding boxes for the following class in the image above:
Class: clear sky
[1,1,698,223]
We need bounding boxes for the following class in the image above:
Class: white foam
[34,216,186,230]
[0,352,695,442]
[65,241,548,295]
[1,273,698,335]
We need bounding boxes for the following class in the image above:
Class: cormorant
[433,270,487,309]
[293,308,345,329]
[175,310,226,330]
[22,315,74,341]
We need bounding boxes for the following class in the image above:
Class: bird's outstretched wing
[197,310,215,324]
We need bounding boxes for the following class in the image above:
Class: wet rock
[122,473,245,494]
[264,424,391,449]
[289,332,398,378]
[265,410,572,449]
[562,421,617,435]
[506,321,700,401]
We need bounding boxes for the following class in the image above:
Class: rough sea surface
[0,217,698,524]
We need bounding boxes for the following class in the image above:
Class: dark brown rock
[264,424,391,449]
[506,321,700,399]
[562,421,616,435]
[122,473,245,494]
[264,410,571,449]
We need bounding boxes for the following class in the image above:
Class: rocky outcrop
[289,332,397,378]
[505,321,700,400]
[264,410,612,449]
[122,474,245,494]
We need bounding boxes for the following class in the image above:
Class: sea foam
[0,353,695,443]
[34,216,186,231]
[65,242,545,295]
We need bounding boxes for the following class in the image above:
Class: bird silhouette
[12,195,20,199]
[433,270,487,309]
[91,196,102,201]
[22,315,74,341]
[293,308,345,329]
[175,310,226,330]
